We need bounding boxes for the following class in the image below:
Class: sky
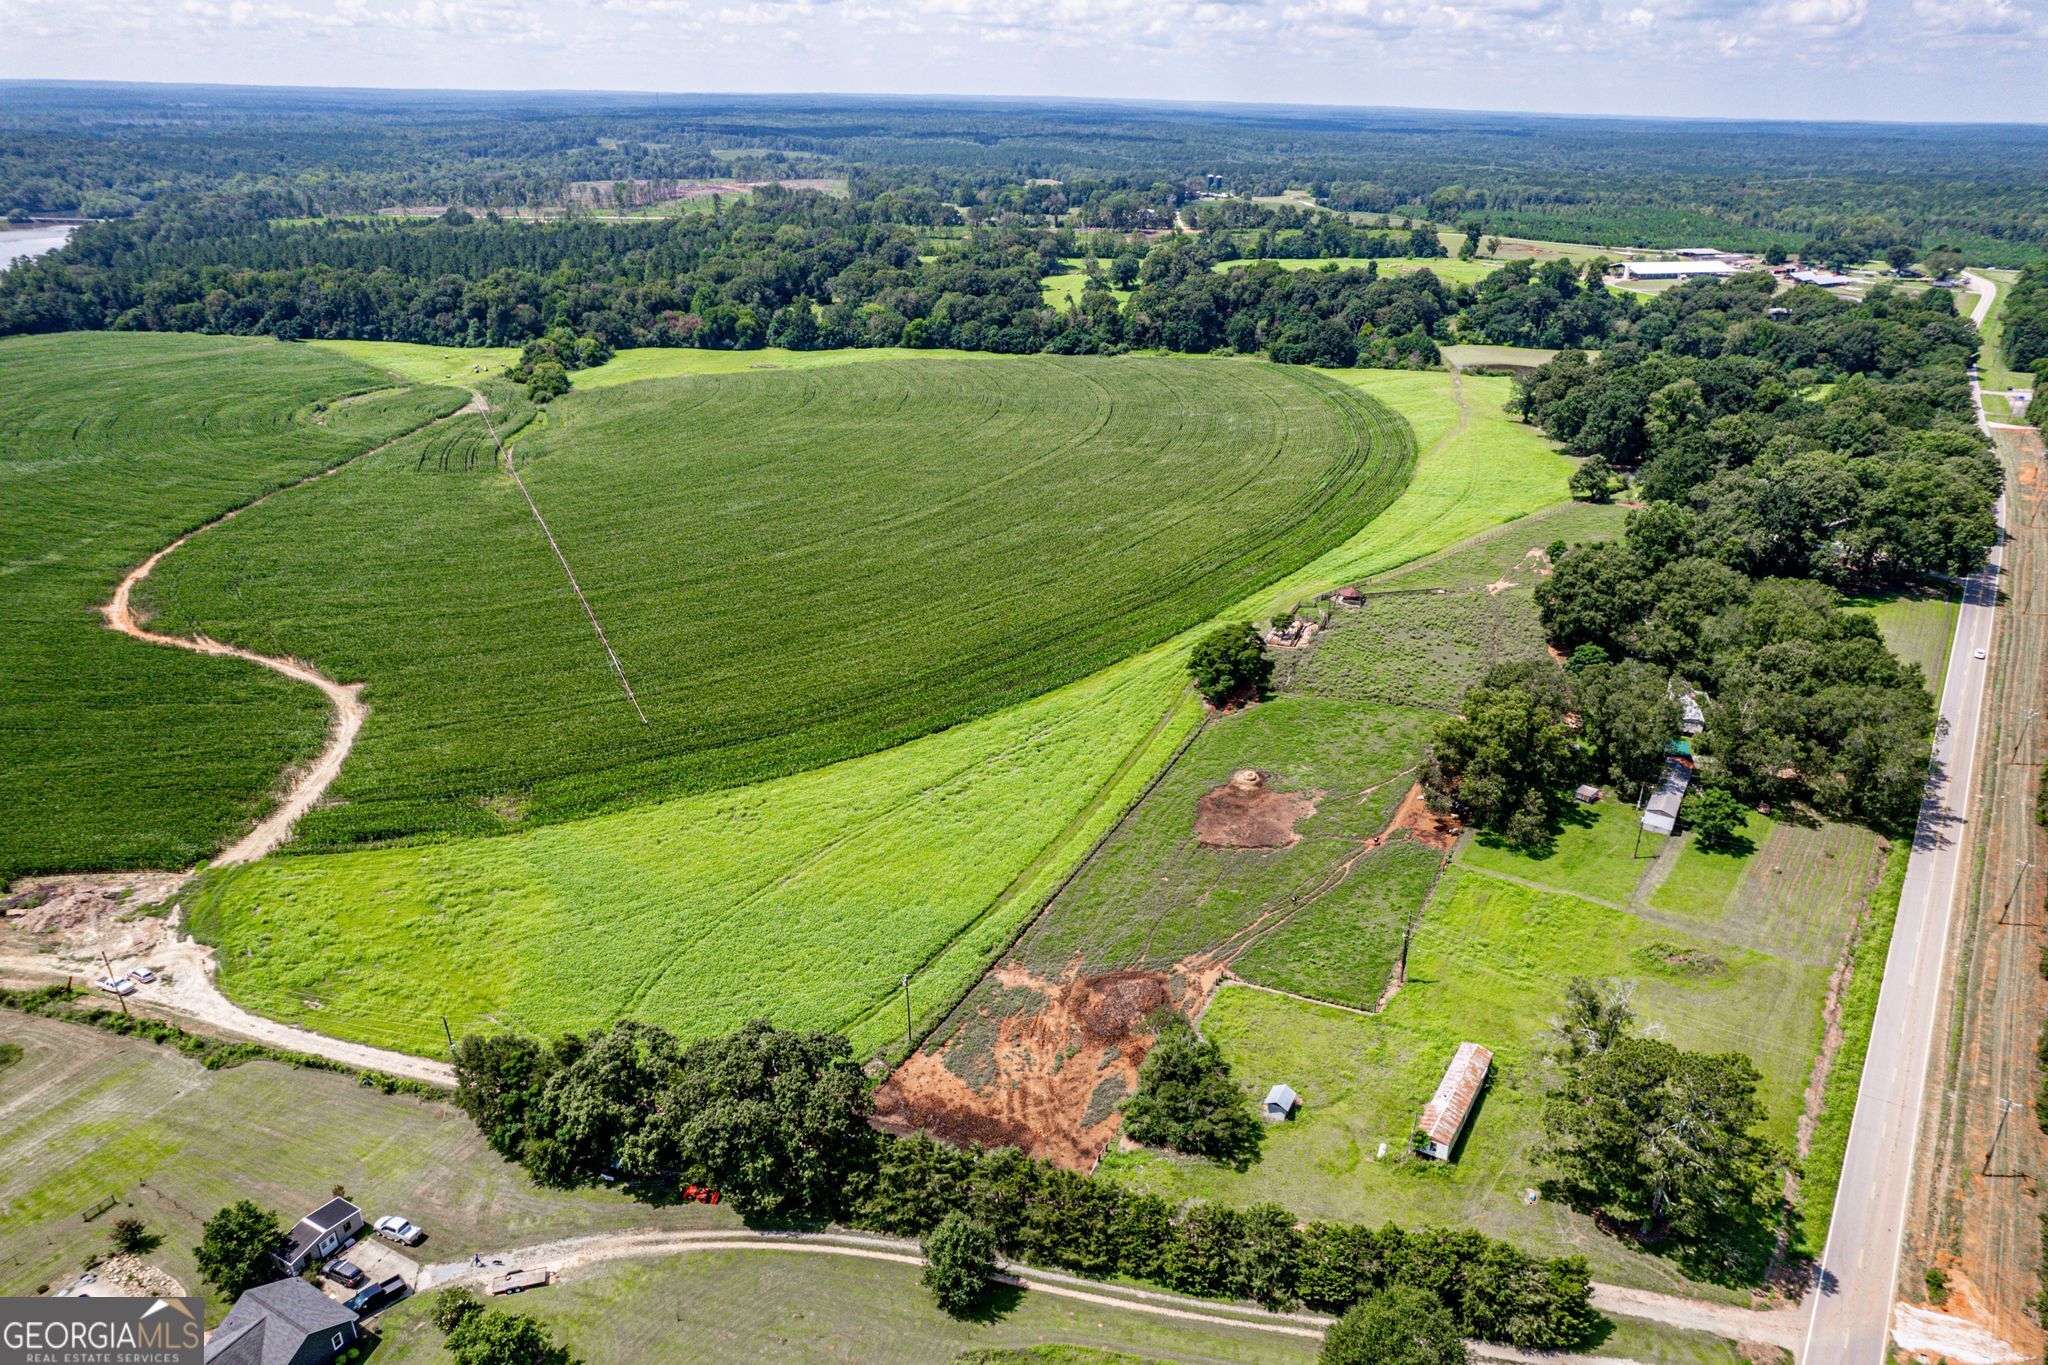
[4,0,2043,124]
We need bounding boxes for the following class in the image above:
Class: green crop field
[0,332,466,880]
[1230,836,1444,1009]
[572,343,985,388]
[183,363,1570,1062]
[145,355,1411,850]
[1100,864,1839,1296]
[0,1014,722,1323]
[308,339,519,386]
[371,1248,1313,1364]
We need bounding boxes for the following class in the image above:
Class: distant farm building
[1642,757,1693,836]
[1679,693,1706,734]
[1671,247,1727,259]
[1263,1084,1300,1121]
[1334,586,1365,606]
[1790,269,1855,287]
[1415,1043,1492,1160]
[1574,783,1602,804]
[1614,260,1737,281]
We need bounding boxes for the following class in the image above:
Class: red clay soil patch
[1195,769,1319,849]
[874,959,1227,1170]
[1384,783,1460,852]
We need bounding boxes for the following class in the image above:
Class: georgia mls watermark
[0,1297,202,1365]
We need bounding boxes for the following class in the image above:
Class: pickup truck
[373,1215,424,1246]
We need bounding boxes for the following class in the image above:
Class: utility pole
[97,949,128,1016]
[1984,1096,2019,1175]
[441,1014,455,1053]
[902,975,913,1058]
[2013,708,2037,762]
[2001,857,2036,925]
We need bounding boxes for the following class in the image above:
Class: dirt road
[100,395,482,864]
[414,1225,1762,1361]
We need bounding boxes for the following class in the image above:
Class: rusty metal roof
[1418,1042,1492,1147]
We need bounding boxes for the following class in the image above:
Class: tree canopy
[192,1200,284,1302]
[1119,1012,1264,1169]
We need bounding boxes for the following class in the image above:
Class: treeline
[1426,274,1993,842]
[10,85,2048,264]
[2005,262,2048,381]
[1,191,1641,369]
[451,1018,1599,1349]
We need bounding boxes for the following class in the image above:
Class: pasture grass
[307,339,518,385]
[1013,698,1438,978]
[1972,269,2035,394]
[185,360,1569,1061]
[1440,343,1564,370]
[573,344,982,387]
[189,651,1199,1058]
[1458,799,1661,907]
[1284,588,1548,712]
[0,1014,723,1323]
[1041,260,1132,307]
[1100,864,1834,1295]
[146,356,1412,849]
[1230,837,1444,1009]
[1245,369,1574,615]
[0,332,465,880]
[369,1248,1312,1364]
[1839,583,1959,689]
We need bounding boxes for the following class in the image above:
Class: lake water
[0,224,75,271]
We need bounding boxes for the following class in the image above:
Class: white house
[1642,758,1692,836]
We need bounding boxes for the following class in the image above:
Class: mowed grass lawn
[0,1015,724,1324]
[188,362,1572,1061]
[146,356,1414,849]
[0,332,465,880]
[1103,812,1886,1293]
[370,1252,1313,1364]
[1840,584,1959,692]
[1101,864,1840,1295]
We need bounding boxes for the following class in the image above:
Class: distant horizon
[5,0,2041,127]
[6,76,2048,134]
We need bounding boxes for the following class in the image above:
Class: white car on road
[374,1215,425,1246]
[92,976,135,997]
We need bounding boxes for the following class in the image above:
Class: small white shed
[1263,1084,1300,1121]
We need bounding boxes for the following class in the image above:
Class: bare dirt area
[1382,782,1461,852]
[874,958,1226,1170]
[0,870,453,1087]
[60,1255,188,1300]
[1194,769,1319,849]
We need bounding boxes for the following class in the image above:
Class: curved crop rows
[145,355,1414,850]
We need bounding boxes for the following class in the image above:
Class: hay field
[183,365,1569,1061]
[0,333,465,879]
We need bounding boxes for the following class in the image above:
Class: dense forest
[5,83,2048,263]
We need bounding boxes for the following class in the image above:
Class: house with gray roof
[275,1197,362,1276]
[204,1277,359,1365]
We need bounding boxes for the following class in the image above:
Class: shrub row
[843,1133,1598,1350]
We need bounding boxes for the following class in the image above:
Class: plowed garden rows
[142,356,1414,850]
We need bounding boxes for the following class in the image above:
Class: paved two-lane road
[1802,383,2007,1360]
